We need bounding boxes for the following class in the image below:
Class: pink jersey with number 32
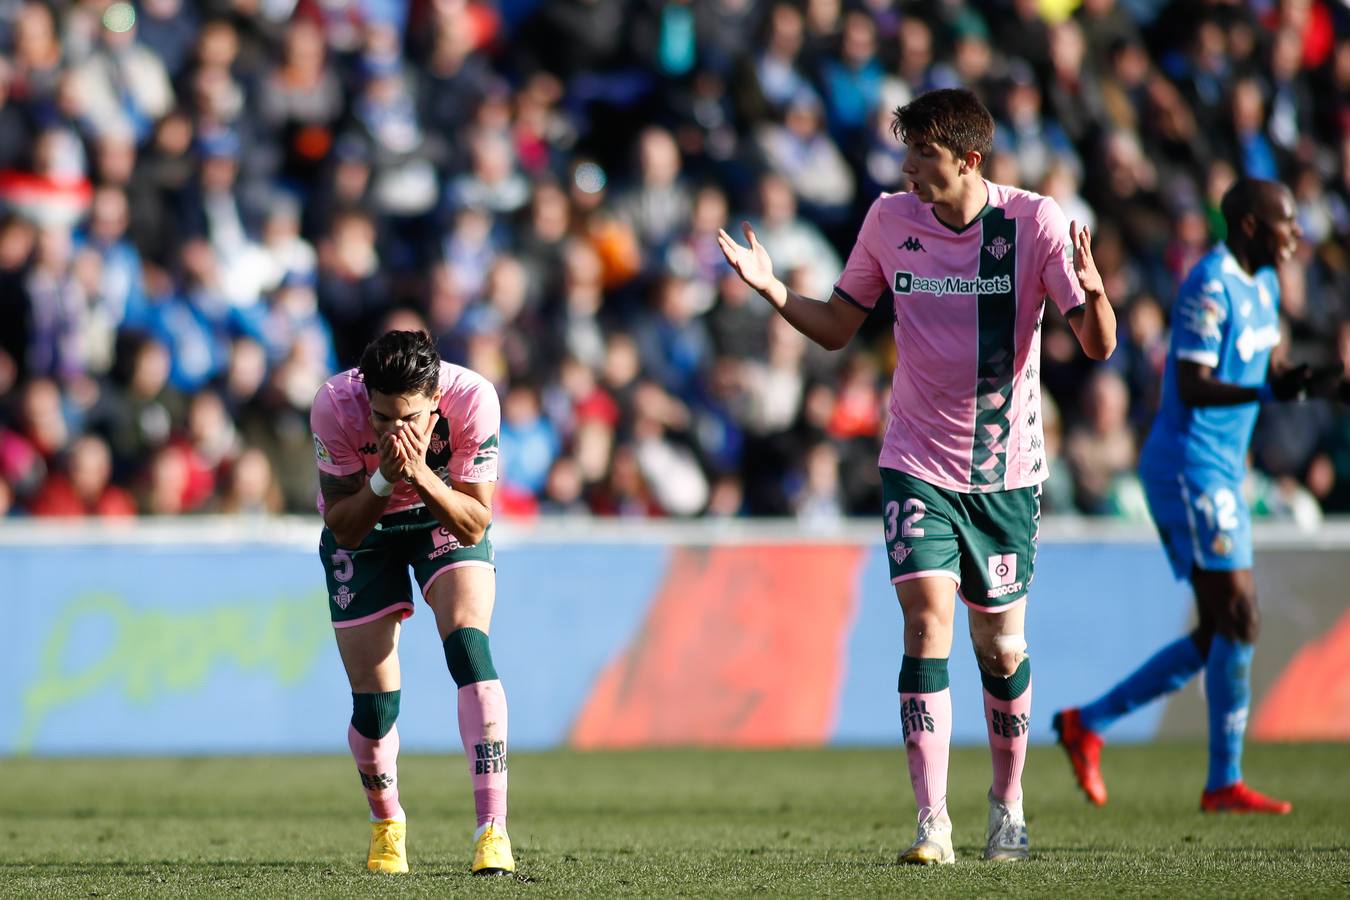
[309,361,501,515]
[833,181,1085,493]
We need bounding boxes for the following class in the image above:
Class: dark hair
[891,89,995,166]
[358,330,441,397]
[1220,178,1274,235]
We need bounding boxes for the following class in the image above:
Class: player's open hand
[1070,221,1104,299]
[718,222,777,295]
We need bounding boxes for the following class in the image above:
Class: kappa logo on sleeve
[313,434,332,464]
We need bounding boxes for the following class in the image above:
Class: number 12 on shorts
[1194,488,1239,532]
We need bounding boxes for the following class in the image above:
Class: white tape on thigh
[993,633,1028,655]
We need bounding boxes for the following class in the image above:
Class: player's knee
[351,689,400,740]
[443,627,499,687]
[1220,593,1260,643]
[978,648,1031,700]
[978,650,1024,678]
[975,633,1027,678]
[903,607,949,645]
[1242,605,1260,643]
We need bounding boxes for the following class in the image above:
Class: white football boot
[983,792,1029,861]
[898,804,955,866]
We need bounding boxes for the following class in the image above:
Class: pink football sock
[900,687,952,821]
[347,723,404,821]
[984,679,1033,802]
[458,680,508,828]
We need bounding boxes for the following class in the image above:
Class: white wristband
[368,468,396,497]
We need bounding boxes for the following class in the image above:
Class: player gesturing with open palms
[719,88,1114,865]
[1071,221,1105,299]
[716,218,872,352]
[718,222,776,296]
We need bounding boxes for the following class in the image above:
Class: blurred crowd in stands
[0,0,1348,523]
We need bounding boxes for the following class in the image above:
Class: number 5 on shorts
[331,549,354,583]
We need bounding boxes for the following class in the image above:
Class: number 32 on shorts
[885,498,927,541]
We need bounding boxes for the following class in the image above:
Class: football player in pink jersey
[720,89,1115,864]
[310,330,513,876]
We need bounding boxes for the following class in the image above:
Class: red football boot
[1201,782,1292,814]
[1052,708,1107,806]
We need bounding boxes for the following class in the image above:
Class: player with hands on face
[383,406,440,485]
[309,329,513,877]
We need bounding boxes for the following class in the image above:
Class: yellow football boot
[366,818,408,874]
[471,822,515,876]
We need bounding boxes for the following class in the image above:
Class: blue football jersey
[1140,245,1281,482]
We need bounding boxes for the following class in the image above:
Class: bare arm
[760,283,869,352]
[1064,222,1117,361]
[321,469,393,548]
[1065,297,1116,361]
[718,222,867,351]
[1176,361,1264,407]
[1177,360,1321,408]
[410,475,494,546]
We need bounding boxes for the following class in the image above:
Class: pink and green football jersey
[834,181,1086,493]
[309,361,501,515]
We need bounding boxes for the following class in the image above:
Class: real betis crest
[984,235,1011,261]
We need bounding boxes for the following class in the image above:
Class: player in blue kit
[1053,179,1332,814]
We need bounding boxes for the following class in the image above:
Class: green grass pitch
[3,744,1348,897]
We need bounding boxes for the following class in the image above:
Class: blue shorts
[1142,472,1252,580]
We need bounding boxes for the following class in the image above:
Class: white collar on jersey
[1218,244,1256,285]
